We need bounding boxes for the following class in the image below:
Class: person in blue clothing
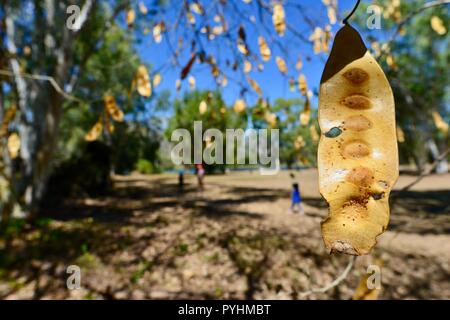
[289,173,305,215]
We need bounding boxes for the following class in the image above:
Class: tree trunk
[426,138,448,174]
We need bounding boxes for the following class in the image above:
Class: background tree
[354,0,449,172]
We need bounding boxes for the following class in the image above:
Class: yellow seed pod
[295,56,303,71]
[237,38,249,55]
[430,16,446,35]
[243,60,252,73]
[187,11,196,24]
[7,133,21,159]
[234,99,246,113]
[248,78,262,96]
[298,74,308,96]
[289,77,295,92]
[23,46,31,56]
[432,111,449,134]
[300,99,311,126]
[265,112,277,127]
[153,73,162,87]
[199,100,208,114]
[386,55,398,71]
[327,7,337,25]
[294,135,305,150]
[153,23,164,43]
[396,126,405,143]
[188,76,196,90]
[0,105,17,137]
[258,36,271,61]
[85,120,103,142]
[318,24,398,256]
[190,3,204,15]
[275,56,287,74]
[310,27,324,54]
[126,9,135,27]
[139,2,148,15]
[135,65,152,97]
[272,3,286,36]
[220,75,228,87]
[212,25,224,35]
[104,95,124,122]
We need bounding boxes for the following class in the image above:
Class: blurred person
[178,167,184,192]
[289,173,304,215]
[195,163,205,191]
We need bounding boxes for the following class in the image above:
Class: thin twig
[299,256,356,298]
[380,0,450,58]
[393,147,450,194]
[0,69,81,102]
[343,0,361,25]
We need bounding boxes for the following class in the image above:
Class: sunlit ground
[0,169,449,299]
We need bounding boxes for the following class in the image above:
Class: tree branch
[0,69,82,103]
[394,147,450,193]
[299,256,356,298]
[380,0,450,57]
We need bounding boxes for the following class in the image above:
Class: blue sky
[135,0,361,109]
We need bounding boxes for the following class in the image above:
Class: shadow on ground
[0,175,449,299]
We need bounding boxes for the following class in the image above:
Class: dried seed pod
[153,22,165,43]
[243,60,252,73]
[85,119,103,142]
[135,65,152,97]
[298,74,308,96]
[153,73,162,87]
[318,24,399,256]
[199,100,208,114]
[126,9,135,28]
[104,95,124,122]
[275,56,287,74]
[234,99,246,113]
[430,16,446,35]
[300,98,311,126]
[272,3,286,36]
[7,133,20,159]
[188,76,196,90]
[295,55,303,71]
[258,36,271,61]
[248,77,262,96]
[139,2,148,14]
[432,111,449,134]
[0,105,17,137]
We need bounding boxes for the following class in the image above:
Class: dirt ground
[0,169,449,299]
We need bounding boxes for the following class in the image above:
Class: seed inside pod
[342,95,371,109]
[342,198,369,220]
[346,166,374,187]
[325,127,342,138]
[342,140,371,159]
[343,115,372,131]
[343,68,369,84]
